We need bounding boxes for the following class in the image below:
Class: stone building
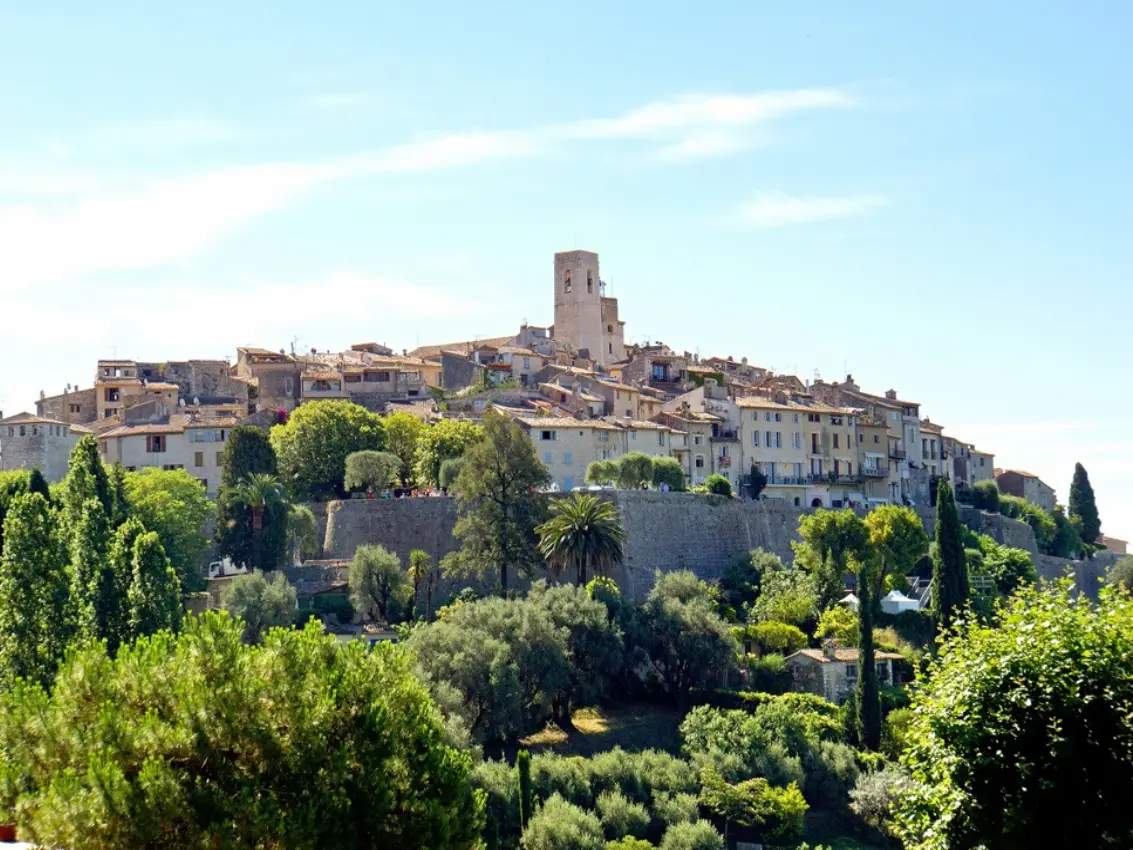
[36,386,98,425]
[995,468,1056,513]
[552,250,626,367]
[785,645,903,704]
[235,347,302,413]
[0,412,89,482]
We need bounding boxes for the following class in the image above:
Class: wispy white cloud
[302,92,369,109]
[0,87,858,286]
[739,192,888,227]
[653,131,752,162]
[567,89,853,140]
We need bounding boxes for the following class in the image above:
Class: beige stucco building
[515,415,673,492]
[98,415,240,495]
[735,397,808,505]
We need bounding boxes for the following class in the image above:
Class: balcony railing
[862,466,888,478]
[717,456,732,468]
[711,429,739,441]
[889,447,906,459]
[809,473,860,485]
[765,475,807,486]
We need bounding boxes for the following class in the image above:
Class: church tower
[553,250,625,366]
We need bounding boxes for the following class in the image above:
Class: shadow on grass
[519,702,685,757]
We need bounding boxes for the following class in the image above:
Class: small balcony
[889,446,906,459]
[711,428,738,441]
[765,475,807,486]
[862,465,888,478]
[810,472,860,485]
[717,455,732,469]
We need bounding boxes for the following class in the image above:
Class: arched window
[564,270,572,293]
[587,270,593,293]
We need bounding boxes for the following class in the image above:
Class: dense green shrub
[747,621,807,655]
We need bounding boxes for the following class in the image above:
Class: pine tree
[1069,463,1101,548]
[0,492,71,686]
[62,435,113,525]
[855,557,882,750]
[69,497,110,641]
[932,479,969,631]
[517,749,533,828]
[127,531,183,638]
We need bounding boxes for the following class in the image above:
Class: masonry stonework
[317,492,1062,602]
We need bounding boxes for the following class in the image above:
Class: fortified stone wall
[317,492,1049,602]
[322,497,461,567]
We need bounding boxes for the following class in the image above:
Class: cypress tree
[105,518,146,651]
[69,497,110,641]
[932,479,969,631]
[127,531,183,638]
[0,492,71,686]
[108,461,131,528]
[27,468,50,501]
[517,749,533,828]
[62,435,113,524]
[217,427,288,571]
[1069,463,1101,547]
[855,557,882,751]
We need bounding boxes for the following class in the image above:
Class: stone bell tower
[552,250,625,366]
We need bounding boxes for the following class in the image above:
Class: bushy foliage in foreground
[0,613,484,849]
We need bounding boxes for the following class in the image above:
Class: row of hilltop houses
[1,248,1037,512]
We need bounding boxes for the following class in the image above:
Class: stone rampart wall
[316,492,1048,602]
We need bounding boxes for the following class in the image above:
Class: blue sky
[1,2,1130,540]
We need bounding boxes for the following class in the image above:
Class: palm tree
[234,473,286,571]
[536,493,626,585]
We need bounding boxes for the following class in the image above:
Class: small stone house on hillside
[785,644,903,704]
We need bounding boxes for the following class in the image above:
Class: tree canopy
[537,493,625,585]
[931,479,969,631]
[414,419,485,489]
[216,428,289,572]
[1069,462,1101,546]
[0,492,70,687]
[0,613,484,849]
[897,581,1133,849]
[271,400,387,500]
[125,467,213,591]
[447,410,549,594]
[344,449,401,493]
[383,411,426,486]
[349,544,410,624]
[220,569,297,642]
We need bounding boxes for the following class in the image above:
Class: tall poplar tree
[932,479,969,631]
[61,435,113,525]
[68,497,111,641]
[127,531,183,637]
[0,492,71,686]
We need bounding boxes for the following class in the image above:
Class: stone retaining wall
[317,492,1047,601]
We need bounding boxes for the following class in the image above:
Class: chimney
[885,389,897,400]
[822,638,837,660]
